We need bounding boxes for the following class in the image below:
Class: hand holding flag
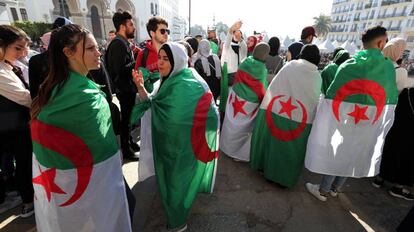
[132,69,148,99]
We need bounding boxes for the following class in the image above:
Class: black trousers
[0,127,34,204]
[116,92,136,151]
[124,178,135,223]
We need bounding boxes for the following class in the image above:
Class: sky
[179,0,333,40]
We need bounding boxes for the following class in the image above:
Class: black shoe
[372,177,384,188]
[389,187,414,201]
[130,141,140,152]
[122,147,139,161]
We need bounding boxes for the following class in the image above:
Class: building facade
[0,0,53,25]
[50,0,186,42]
[328,0,414,58]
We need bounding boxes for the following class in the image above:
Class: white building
[327,0,414,58]
[0,0,53,25]
[48,0,186,42]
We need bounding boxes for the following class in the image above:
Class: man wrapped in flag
[305,26,398,202]
[250,45,322,188]
[30,25,131,231]
[131,42,219,231]
[220,42,269,162]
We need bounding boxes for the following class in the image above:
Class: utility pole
[188,0,191,35]
[100,1,107,38]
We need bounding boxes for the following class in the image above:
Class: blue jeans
[320,175,347,193]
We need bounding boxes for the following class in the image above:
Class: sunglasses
[159,28,170,35]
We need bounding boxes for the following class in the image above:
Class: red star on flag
[32,167,66,202]
[232,95,247,117]
[278,97,297,119]
[347,104,369,124]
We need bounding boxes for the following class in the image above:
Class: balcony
[353,17,360,21]
[388,26,402,31]
[377,12,407,18]
[381,0,411,7]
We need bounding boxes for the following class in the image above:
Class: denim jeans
[320,175,347,193]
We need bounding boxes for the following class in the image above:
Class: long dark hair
[0,25,29,59]
[31,24,89,119]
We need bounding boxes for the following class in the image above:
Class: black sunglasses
[159,28,170,35]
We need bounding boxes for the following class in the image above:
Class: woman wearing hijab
[250,44,322,188]
[286,42,304,62]
[265,37,284,83]
[131,42,219,231]
[320,49,350,95]
[194,39,221,101]
[372,38,414,200]
[221,21,247,86]
[247,36,258,56]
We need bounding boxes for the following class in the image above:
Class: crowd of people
[0,9,414,232]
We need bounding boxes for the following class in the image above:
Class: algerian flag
[137,67,160,93]
[130,66,219,229]
[138,79,160,182]
[219,62,228,113]
[305,49,398,177]
[250,59,322,187]
[31,71,131,232]
[210,40,219,55]
[220,56,267,161]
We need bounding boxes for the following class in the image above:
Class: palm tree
[313,14,331,39]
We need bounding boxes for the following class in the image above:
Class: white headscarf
[194,39,222,78]
[160,42,189,78]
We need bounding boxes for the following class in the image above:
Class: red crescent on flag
[191,92,219,163]
[31,119,93,207]
[234,70,266,102]
[265,95,308,142]
[332,79,386,124]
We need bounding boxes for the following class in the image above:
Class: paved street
[1,152,412,232]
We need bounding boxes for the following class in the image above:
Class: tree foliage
[313,14,331,39]
[12,21,52,42]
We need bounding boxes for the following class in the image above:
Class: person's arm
[132,69,148,100]
[0,70,31,107]
[28,55,42,99]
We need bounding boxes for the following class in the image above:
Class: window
[407,36,414,43]
[407,19,411,27]
[155,4,158,15]
[10,7,18,21]
[20,8,28,21]
[150,3,154,15]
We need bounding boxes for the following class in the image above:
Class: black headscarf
[268,37,280,56]
[288,42,304,60]
[299,44,321,66]
[159,44,175,84]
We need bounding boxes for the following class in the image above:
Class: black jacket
[28,51,49,99]
[105,35,136,94]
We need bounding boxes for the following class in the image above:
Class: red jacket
[134,40,159,72]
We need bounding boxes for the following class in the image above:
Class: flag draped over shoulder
[250,59,322,187]
[220,56,268,161]
[130,68,219,229]
[305,49,398,177]
[31,71,131,232]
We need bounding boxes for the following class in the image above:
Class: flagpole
[188,0,191,35]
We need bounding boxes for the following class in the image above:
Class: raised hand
[132,69,144,90]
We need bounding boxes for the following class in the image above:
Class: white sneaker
[306,183,327,202]
[167,224,187,232]
[0,195,22,214]
[330,189,338,197]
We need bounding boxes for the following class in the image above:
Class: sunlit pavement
[1,152,412,232]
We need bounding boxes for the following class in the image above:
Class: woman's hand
[132,69,148,99]
[230,20,243,33]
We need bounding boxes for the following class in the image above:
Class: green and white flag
[130,43,219,228]
[31,71,131,232]
[250,59,322,187]
[305,49,398,177]
[220,56,268,161]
